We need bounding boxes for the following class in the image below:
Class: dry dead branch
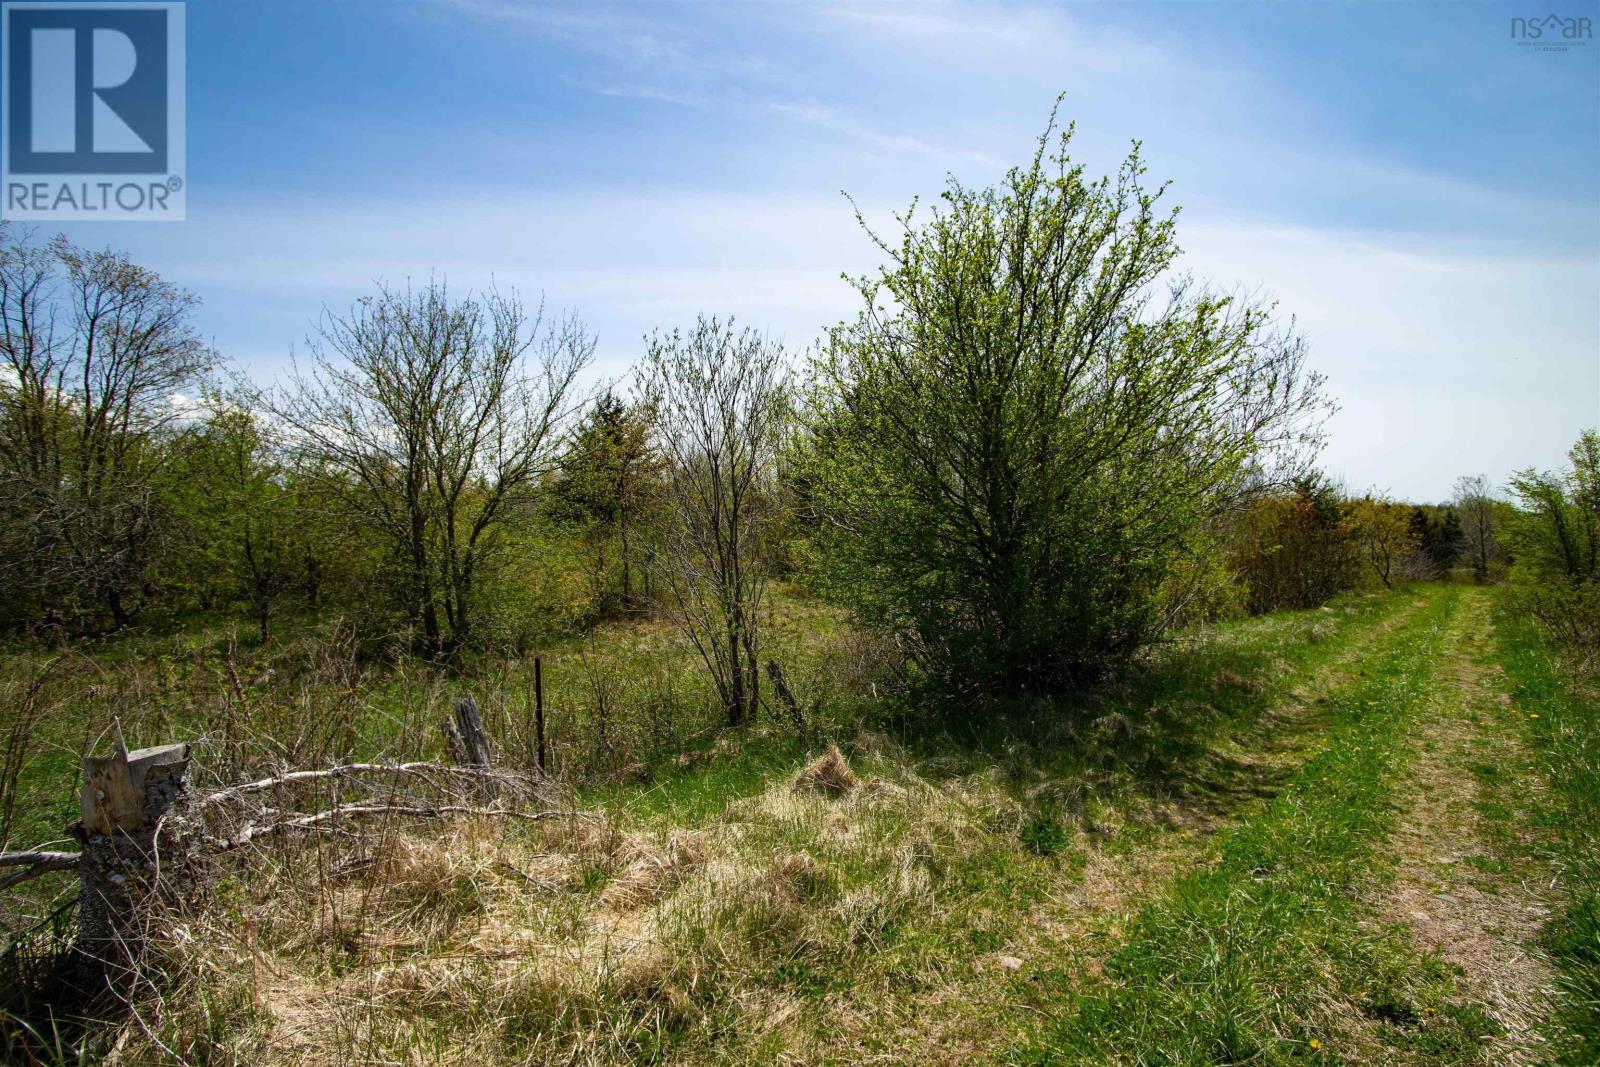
[201,760,527,808]
[215,803,590,851]
[0,848,80,889]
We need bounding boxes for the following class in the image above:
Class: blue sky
[48,0,1600,502]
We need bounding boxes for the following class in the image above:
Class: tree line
[1,113,1589,721]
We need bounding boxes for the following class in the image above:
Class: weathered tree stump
[441,696,496,799]
[73,742,209,972]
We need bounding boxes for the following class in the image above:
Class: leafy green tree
[176,401,304,643]
[1508,431,1600,583]
[1505,430,1600,651]
[802,112,1328,695]
[550,391,663,614]
[1228,474,1355,613]
[1346,496,1417,589]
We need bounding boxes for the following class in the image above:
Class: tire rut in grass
[1011,585,1466,1065]
[1370,588,1560,1064]
[1030,588,1438,954]
[849,590,1440,1063]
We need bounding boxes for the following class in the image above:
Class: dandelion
[1309,1038,1322,1050]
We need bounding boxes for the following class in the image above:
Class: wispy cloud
[70,0,1594,502]
[422,0,697,68]
[769,101,1007,168]
[419,0,1007,169]
[819,1,1171,75]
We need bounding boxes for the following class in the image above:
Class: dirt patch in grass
[1373,589,1559,1064]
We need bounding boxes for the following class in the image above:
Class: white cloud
[1180,221,1599,498]
[113,185,1595,502]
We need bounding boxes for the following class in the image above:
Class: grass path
[823,589,1442,1063]
[1033,587,1438,935]
[1371,588,1558,1063]
[1005,585,1522,1065]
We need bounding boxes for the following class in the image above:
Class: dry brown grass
[790,743,858,796]
[83,736,1037,1065]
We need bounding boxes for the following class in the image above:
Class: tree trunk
[105,585,129,628]
[766,659,805,742]
[620,523,632,608]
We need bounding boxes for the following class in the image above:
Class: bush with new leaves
[800,111,1328,695]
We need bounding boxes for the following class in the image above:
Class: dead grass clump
[855,776,909,807]
[834,845,932,949]
[499,851,581,893]
[792,744,858,796]
[847,729,907,765]
[366,830,497,926]
[763,851,833,905]
[601,830,707,909]
[1028,778,1093,828]
[495,926,725,1061]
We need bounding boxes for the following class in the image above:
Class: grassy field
[2,582,1596,1064]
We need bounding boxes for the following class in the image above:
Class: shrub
[1227,474,1356,614]
[800,110,1328,696]
[1506,430,1600,658]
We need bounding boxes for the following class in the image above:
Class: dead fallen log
[214,802,590,851]
[201,760,530,808]
[0,849,80,890]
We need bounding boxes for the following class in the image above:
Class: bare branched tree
[0,230,214,630]
[640,317,789,726]
[276,281,593,655]
[1453,474,1499,583]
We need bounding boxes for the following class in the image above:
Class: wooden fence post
[766,660,807,743]
[534,658,547,773]
[442,696,492,769]
[74,742,209,968]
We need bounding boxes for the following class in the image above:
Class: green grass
[9,580,1568,1066]
[1010,585,1499,1066]
[1492,597,1600,1064]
